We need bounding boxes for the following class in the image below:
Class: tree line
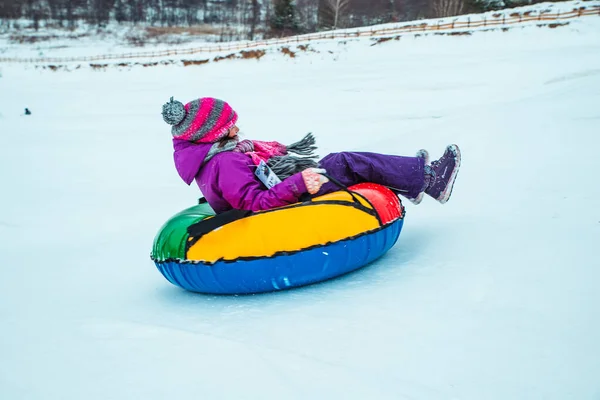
[0,0,554,40]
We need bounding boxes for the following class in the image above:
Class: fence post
[467,17,470,28]
[483,17,487,27]
[578,8,582,17]
[502,14,505,25]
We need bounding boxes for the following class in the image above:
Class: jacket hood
[172,139,212,185]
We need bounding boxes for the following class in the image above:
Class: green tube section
[151,202,216,262]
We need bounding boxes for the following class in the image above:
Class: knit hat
[162,97,238,143]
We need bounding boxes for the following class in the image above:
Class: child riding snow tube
[151,182,405,294]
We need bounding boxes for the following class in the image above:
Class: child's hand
[301,168,329,194]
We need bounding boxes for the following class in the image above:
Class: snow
[2,1,598,62]
[1,2,600,399]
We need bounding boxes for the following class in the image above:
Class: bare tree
[386,0,398,22]
[90,0,115,26]
[320,0,350,29]
[63,0,84,28]
[431,0,464,18]
[0,0,23,19]
[23,0,40,26]
[296,0,318,31]
[198,0,208,22]
[248,0,260,40]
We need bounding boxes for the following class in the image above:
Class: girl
[162,97,461,214]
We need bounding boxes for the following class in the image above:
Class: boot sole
[437,144,461,204]
[408,191,424,205]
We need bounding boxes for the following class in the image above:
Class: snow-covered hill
[1,0,599,64]
[1,1,599,399]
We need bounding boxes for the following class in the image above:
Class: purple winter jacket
[173,139,308,213]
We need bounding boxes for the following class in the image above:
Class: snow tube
[151,183,405,294]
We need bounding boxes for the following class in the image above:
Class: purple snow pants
[318,152,425,200]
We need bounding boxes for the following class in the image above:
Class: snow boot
[407,149,430,205]
[424,144,461,204]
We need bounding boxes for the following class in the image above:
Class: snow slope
[1,6,600,400]
[1,1,598,62]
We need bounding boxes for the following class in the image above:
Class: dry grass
[9,34,56,43]
[90,63,108,69]
[36,64,81,71]
[296,44,319,53]
[183,59,210,66]
[123,25,225,47]
[239,50,266,59]
[144,25,221,38]
[373,36,394,45]
[124,33,147,47]
[280,47,296,58]
[445,31,471,36]
[214,53,236,62]
[9,33,88,44]
[547,22,569,28]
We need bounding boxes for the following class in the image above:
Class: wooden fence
[1,5,599,64]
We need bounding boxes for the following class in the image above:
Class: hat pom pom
[162,97,186,126]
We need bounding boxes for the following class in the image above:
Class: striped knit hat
[162,97,238,143]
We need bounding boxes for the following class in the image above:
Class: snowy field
[1,6,600,400]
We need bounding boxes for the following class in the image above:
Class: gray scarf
[203,133,319,180]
